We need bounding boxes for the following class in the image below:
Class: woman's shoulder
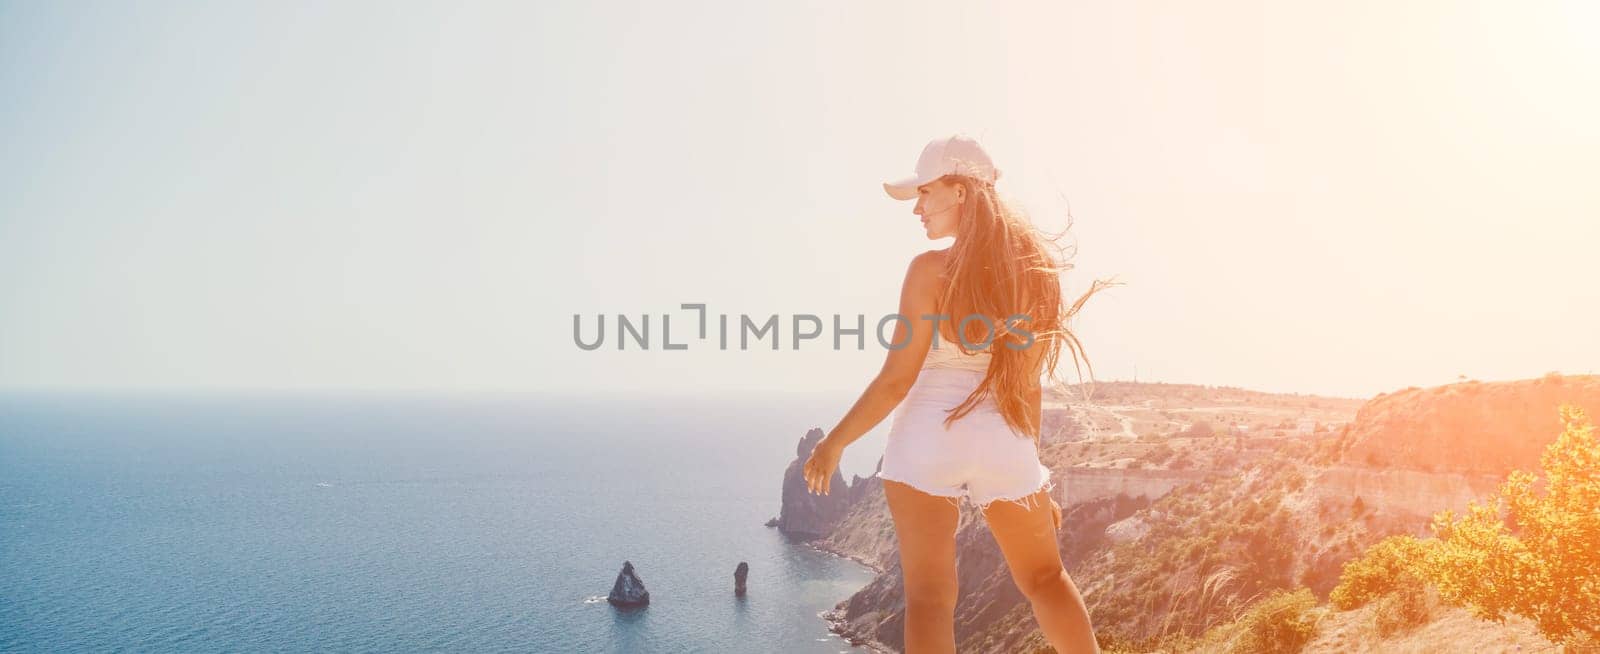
[909,248,952,275]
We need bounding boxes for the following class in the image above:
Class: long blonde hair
[932,174,1120,439]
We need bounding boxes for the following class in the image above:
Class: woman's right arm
[821,250,941,449]
[803,251,942,495]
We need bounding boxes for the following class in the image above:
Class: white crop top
[921,342,993,372]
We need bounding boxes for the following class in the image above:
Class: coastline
[803,540,894,653]
[822,607,895,654]
[808,540,885,575]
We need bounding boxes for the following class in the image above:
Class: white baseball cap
[882,134,1001,201]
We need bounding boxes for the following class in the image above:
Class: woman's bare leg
[982,490,1100,653]
[883,479,961,654]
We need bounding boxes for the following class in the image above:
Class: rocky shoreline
[766,428,896,650]
[801,537,896,652]
[822,605,895,653]
[809,540,884,574]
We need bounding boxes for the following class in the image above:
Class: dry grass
[1301,593,1561,654]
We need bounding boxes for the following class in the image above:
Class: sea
[0,391,891,653]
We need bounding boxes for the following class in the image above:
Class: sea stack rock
[773,428,853,540]
[734,561,749,596]
[607,561,650,608]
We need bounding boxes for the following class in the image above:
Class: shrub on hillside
[1329,534,1432,610]
[1329,405,1600,648]
[1424,404,1600,647]
[1224,588,1319,654]
[1140,442,1176,466]
[1371,575,1434,638]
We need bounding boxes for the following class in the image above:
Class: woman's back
[921,341,992,373]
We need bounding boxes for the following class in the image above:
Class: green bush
[1329,534,1430,610]
[1226,588,1319,654]
[1371,574,1432,638]
[1424,405,1600,646]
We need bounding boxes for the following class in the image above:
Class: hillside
[773,376,1592,653]
[1333,373,1600,474]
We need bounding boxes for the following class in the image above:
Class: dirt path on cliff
[1059,403,1142,440]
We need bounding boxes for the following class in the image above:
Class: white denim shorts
[876,367,1054,511]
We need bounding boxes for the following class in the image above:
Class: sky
[2,1,1598,399]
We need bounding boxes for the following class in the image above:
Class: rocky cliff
[771,428,854,539]
[826,494,1139,653]
[1055,466,1215,505]
[1311,464,1503,518]
[1337,373,1600,474]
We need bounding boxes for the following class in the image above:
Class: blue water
[0,391,884,653]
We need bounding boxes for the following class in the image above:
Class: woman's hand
[802,437,844,495]
[1050,496,1063,531]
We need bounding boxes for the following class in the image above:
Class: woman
[802,134,1112,653]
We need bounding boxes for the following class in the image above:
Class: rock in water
[773,428,853,539]
[607,561,650,607]
[734,561,749,596]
